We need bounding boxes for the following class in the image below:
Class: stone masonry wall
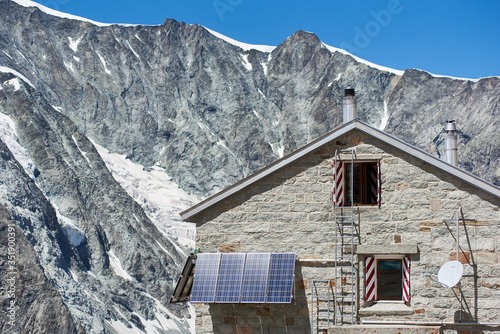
[190,131,500,333]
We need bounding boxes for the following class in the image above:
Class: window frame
[343,161,379,207]
[376,257,404,301]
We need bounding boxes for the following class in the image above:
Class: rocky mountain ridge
[0,0,499,333]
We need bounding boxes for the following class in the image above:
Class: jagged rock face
[0,205,86,334]
[0,70,191,333]
[0,0,499,333]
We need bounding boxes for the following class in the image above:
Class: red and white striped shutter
[365,257,377,301]
[333,161,344,207]
[368,163,378,204]
[402,257,411,302]
[377,160,381,207]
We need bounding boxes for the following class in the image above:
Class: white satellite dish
[437,261,463,288]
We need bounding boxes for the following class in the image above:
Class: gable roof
[181,119,500,221]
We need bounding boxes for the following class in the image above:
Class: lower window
[365,256,410,302]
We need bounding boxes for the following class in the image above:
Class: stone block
[396,182,409,190]
[392,211,408,221]
[473,238,496,251]
[365,234,393,245]
[277,212,308,223]
[410,181,428,189]
[239,202,258,213]
[438,181,456,190]
[258,203,290,213]
[290,203,329,213]
[208,234,227,244]
[246,213,275,223]
[254,233,282,244]
[255,307,271,316]
[218,244,236,253]
[219,212,248,223]
[365,211,391,222]
[408,210,434,221]
[235,327,252,334]
[433,298,453,308]
[199,222,220,234]
[447,190,470,200]
[396,222,420,233]
[282,184,303,194]
[372,223,397,234]
[303,183,322,193]
[313,192,330,202]
[432,237,455,251]
[309,232,334,243]
[386,201,414,210]
[220,223,244,233]
[427,190,448,199]
[384,158,399,165]
[402,233,432,244]
[476,252,499,264]
[309,212,329,223]
[281,233,309,244]
[293,223,318,232]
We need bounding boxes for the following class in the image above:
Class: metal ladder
[310,280,334,333]
[333,149,356,325]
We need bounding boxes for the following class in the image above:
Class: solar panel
[240,253,271,303]
[216,253,246,303]
[266,253,296,303]
[190,253,221,303]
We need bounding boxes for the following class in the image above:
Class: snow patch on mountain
[12,0,111,27]
[204,27,275,53]
[68,36,82,52]
[108,249,135,281]
[379,100,389,131]
[0,66,35,88]
[53,204,86,247]
[0,112,36,179]
[323,43,405,76]
[91,140,197,249]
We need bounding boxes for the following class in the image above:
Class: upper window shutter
[402,256,411,302]
[333,161,344,207]
[365,257,377,301]
[377,160,381,207]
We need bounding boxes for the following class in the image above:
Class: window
[334,161,380,207]
[365,256,410,302]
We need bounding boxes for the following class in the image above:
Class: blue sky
[31,0,500,79]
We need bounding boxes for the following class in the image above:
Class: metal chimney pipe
[343,88,356,124]
[444,120,458,166]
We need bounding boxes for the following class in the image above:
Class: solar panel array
[190,252,296,304]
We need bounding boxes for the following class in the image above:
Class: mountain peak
[287,30,322,45]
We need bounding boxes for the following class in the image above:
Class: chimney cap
[445,120,456,132]
[344,87,355,97]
